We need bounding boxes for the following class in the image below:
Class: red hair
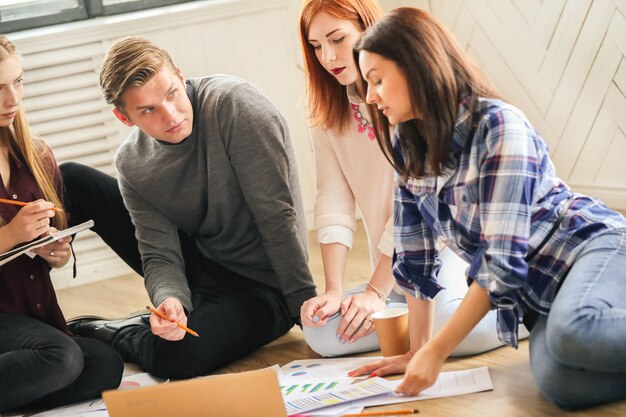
[299,0,383,132]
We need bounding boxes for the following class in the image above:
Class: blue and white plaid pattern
[393,98,626,348]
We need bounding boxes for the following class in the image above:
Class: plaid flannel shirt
[393,98,626,348]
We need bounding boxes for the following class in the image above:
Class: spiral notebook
[0,219,94,266]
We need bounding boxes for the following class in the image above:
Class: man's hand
[149,297,188,341]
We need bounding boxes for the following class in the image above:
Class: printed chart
[284,377,395,415]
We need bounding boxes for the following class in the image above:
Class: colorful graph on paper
[284,377,395,415]
[281,380,349,397]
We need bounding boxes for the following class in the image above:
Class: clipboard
[0,220,94,266]
[103,368,288,417]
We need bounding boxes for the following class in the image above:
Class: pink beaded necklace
[351,103,376,140]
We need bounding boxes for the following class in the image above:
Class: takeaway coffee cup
[371,307,410,356]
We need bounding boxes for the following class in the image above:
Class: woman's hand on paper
[32,226,72,268]
[337,291,386,343]
[347,345,451,396]
[300,290,342,327]
[150,297,187,341]
[394,343,445,396]
[348,351,412,378]
[348,345,444,396]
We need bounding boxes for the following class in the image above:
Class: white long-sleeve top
[310,97,394,272]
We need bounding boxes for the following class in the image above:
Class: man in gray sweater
[66,37,316,378]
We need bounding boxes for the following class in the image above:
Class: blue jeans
[529,231,626,409]
[0,314,123,412]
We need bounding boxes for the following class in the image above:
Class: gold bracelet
[366,282,390,305]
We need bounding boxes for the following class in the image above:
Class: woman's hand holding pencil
[0,199,57,252]
[147,298,199,340]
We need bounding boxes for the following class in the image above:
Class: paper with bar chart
[278,358,494,415]
[281,379,353,397]
[283,377,395,415]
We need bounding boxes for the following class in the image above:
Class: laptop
[103,368,288,417]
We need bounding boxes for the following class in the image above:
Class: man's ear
[175,66,185,83]
[112,108,134,127]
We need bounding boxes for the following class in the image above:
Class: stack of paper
[283,377,395,416]
[278,358,494,416]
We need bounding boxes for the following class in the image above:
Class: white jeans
[303,246,528,357]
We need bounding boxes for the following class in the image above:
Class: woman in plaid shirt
[350,7,626,410]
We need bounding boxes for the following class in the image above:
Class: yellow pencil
[146,306,199,337]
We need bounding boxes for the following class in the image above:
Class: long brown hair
[0,35,67,228]
[299,0,383,133]
[357,7,501,179]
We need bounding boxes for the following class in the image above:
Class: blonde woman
[0,34,122,412]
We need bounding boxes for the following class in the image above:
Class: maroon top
[0,144,69,332]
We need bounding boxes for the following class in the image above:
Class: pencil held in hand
[0,197,63,212]
[146,306,199,337]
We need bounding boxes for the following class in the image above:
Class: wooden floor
[57,221,626,417]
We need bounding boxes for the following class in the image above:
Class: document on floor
[280,357,383,380]
[278,377,363,416]
[280,378,353,398]
[279,358,493,415]
[284,376,396,416]
[347,366,494,409]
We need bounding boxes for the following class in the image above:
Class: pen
[342,409,419,417]
[145,306,200,337]
[0,197,63,212]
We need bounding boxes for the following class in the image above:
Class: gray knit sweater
[115,75,316,317]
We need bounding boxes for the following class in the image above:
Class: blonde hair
[0,34,66,228]
[100,36,176,109]
[299,0,383,132]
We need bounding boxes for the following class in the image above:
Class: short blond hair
[99,36,176,108]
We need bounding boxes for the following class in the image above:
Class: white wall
[384,0,626,208]
[8,0,625,288]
